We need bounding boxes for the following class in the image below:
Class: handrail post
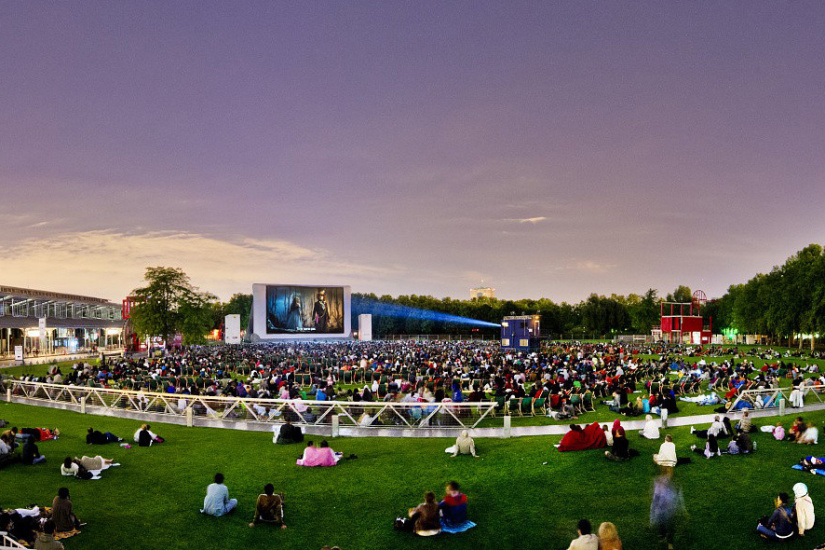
[80,396,87,414]
[332,414,339,437]
[503,414,511,438]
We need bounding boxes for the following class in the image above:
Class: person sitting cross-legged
[653,435,678,468]
[401,491,441,536]
[249,483,285,529]
[22,437,46,465]
[756,492,795,541]
[274,419,304,445]
[438,481,476,533]
[201,473,238,517]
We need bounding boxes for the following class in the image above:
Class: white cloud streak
[0,230,397,301]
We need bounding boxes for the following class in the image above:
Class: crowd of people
[6,341,819,421]
[3,341,825,549]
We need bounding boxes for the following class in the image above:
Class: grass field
[3,401,825,549]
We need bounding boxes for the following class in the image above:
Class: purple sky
[2,2,824,303]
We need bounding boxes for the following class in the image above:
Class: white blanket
[89,462,120,480]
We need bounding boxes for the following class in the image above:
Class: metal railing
[1,534,27,550]
[728,384,825,410]
[1,380,499,432]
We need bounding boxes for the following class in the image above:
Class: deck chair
[520,397,534,415]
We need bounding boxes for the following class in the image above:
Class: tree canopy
[129,267,217,345]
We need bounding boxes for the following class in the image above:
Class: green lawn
[2,401,825,549]
[0,359,99,380]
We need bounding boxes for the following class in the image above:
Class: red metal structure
[654,290,713,344]
[122,296,143,351]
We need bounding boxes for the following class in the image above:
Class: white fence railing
[728,384,825,411]
[1,534,26,550]
[0,380,499,432]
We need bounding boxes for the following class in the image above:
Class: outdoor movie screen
[265,285,346,335]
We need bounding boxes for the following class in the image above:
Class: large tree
[129,267,217,346]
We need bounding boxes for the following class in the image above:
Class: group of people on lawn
[0,419,167,549]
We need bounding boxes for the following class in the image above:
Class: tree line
[127,244,824,346]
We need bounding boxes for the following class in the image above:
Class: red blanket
[558,421,607,452]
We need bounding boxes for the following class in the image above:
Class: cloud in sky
[0,231,397,302]
[552,260,617,274]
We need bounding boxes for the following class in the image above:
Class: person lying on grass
[19,427,60,441]
[86,427,122,444]
[61,456,115,477]
[249,483,286,529]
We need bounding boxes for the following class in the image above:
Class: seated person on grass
[793,483,815,537]
[787,417,807,442]
[397,491,441,536]
[296,440,340,467]
[653,435,678,467]
[274,419,304,445]
[448,430,478,458]
[756,492,795,541]
[0,435,17,466]
[34,519,64,550]
[22,437,46,465]
[134,424,164,446]
[566,518,599,550]
[249,483,285,528]
[557,422,606,452]
[201,473,238,517]
[690,416,727,439]
[728,432,754,455]
[639,414,660,439]
[1,427,19,450]
[439,481,476,532]
[604,420,639,461]
[52,488,81,533]
[799,422,819,445]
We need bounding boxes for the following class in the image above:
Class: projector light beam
[352,297,500,328]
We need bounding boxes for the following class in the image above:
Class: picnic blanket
[89,462,120,480]
[54,529,81,541]
[793,465,825,476]
[440,519,476,534]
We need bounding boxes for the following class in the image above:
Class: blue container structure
[500,315,541,351]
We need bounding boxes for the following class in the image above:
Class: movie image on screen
[266,286,345,334]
